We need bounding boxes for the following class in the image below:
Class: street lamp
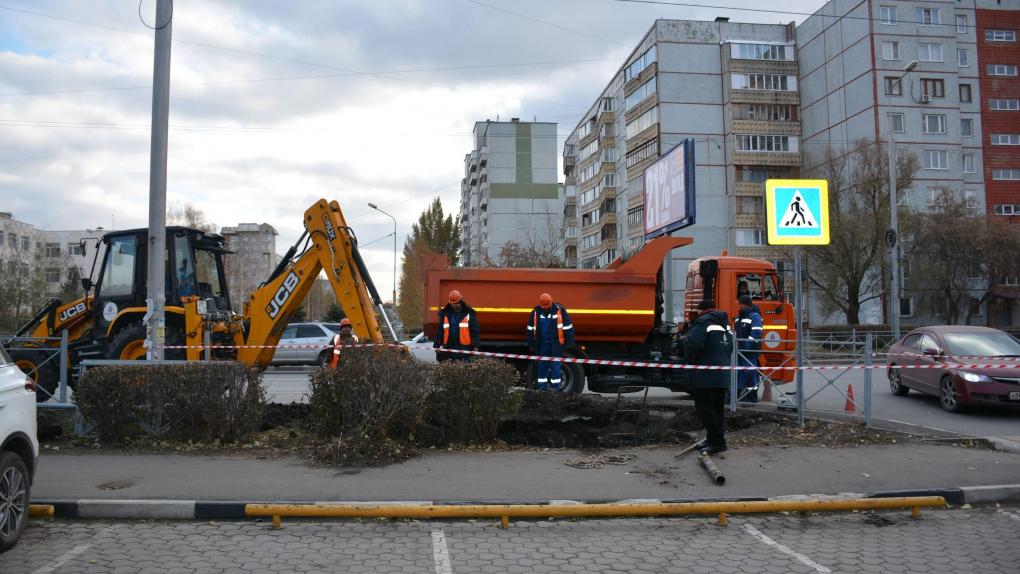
[887,60,918,340]
[368,203,397,308]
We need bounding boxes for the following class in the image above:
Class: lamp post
[368,203,397,307]
[887,60,918,340]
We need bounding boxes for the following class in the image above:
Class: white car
[402,332,437,363]
[0,345,38,553]
[270,322,343,367]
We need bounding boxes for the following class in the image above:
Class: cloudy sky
[0,0,820,300]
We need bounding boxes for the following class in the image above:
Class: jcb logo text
[59,302,88,323]
[267,272,300,319]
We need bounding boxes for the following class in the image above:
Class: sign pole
[794,245,805,426]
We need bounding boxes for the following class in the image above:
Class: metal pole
[145,0,173,360]
[794,246,805,426]
[864,332,873,428]
[368,204,398,306]
[58,330,68,404]
[888,131,901,341]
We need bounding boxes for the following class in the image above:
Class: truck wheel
[560,362,586,395]
[0,451,30,554]
[12,351,58,403]
[108,324,148,360]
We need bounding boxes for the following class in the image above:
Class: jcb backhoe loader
[5,199,396,400]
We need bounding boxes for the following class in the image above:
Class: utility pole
[145,0,173,360]
[886,61,916,341]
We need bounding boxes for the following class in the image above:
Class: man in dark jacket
[433,290,480,362]
[683,300,734,455]
[525,292,575,392]
[734,295,764,403]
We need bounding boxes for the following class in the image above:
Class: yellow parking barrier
[29,505,55,518]
[247,496,945,529]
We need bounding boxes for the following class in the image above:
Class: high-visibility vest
[442,314,472,346]
[532,307,566,345]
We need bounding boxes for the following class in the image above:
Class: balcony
[730,90,799,106]
[731,119,800,136]
[727,59,798,75]
[734,181,764,195]
[733,151,801,167]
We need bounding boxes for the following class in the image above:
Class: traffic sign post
[765,179,830,425]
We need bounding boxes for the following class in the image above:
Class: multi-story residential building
[459,119,561,267]
[798,0,993,324]
[220,223,279,314]
[563,19,801,321]
[976,0,1020,325]
[561,138,579,267]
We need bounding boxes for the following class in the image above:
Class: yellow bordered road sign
[765,179,830,246]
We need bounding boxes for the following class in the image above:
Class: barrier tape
[161,343,1019,371]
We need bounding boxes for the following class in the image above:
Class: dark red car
[886,326,1020,413]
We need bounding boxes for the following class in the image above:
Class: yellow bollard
[717,512,728,526]
[911,506,921,519]
[29,505,54,518]
[500,515,510,529]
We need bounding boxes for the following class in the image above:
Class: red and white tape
[163,343,1018,371]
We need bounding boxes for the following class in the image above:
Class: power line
[464,0,622,45]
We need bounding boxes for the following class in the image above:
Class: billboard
[643,139,696,240]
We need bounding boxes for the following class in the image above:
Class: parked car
[0,345,38,553]
[270,322,342,366]
[886,326,1020,412]
[401,332,437,363]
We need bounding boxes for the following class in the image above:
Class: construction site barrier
[246,496,946,529]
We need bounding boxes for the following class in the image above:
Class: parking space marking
[432,529,453,574]
[31,527,112,574]
[742,523,832,573]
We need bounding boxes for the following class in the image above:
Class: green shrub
[75,362,266,444]
[309,348,427,464]
[426,359,522,445]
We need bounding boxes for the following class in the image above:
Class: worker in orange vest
[526,293,575,392]
[433,290,480,362]
[328,318,359,368]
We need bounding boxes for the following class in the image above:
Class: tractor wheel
[11,350,58,402]
[108,324,148,361]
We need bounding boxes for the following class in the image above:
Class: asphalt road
[263,365,1019,441]
[5,506,1019,573]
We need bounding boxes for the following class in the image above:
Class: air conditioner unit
[920,94,932,103]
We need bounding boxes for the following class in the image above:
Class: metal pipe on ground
[29,505,55,518]
[247,496,945,529]
[699,453,726,485]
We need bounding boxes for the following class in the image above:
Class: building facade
[220,223,279,314]
[563,19,802,321]
[459,119,562,267]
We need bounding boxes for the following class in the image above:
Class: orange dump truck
[422,237,796,394]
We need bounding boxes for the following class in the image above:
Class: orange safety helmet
[339,318,352,328]
[538,292,553,309]
[448,290,463,304]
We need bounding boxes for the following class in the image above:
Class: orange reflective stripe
[556,308,565,345]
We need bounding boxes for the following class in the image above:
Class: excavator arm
[238,199,395,367]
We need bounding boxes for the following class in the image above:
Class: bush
[425,359,522,445]
[75,362,266,444]
[309,348,427,464]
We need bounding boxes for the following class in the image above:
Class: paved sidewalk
[34,443,1020,503]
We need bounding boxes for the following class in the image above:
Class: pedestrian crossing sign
[765,179,830,245]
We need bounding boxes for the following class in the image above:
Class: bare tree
[489,212,565,268]
[804,138,919,324]
[167,201,217,232]
[0,244,50,333]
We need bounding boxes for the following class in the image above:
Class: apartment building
[220,223,279,314]
[563,19,801,321]
[0,212,106,296]
[459,119,561,267]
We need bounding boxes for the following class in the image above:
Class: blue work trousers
[737,351,760,403]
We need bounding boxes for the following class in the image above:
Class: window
[923,114,947,134]
[959,83,972,102]
[738,166,788,182]
[0,231,4,245]
[734,43,790,60]
[890,112,905,133]
[625,138,658,167]
[45,268,60,283]
[601,96,615,112]
[986,30,1017,42]
[8,234,16,248]
[624,77,657,111]
[994,204,1017,215]
[900,298,913,318]
[20,237,28,250]
[100,235,137,298]
[735,104,798,121]
[625,106,658,139]
[964,191,978,210]
[68,243,83,256]
[989,98,1020,110]
[992,169,1020,180]
[627,206,643,228]
[579,140,599,161]
[880,5,896,25]
[992,134,1020,145]
[956,14,968,33]
[958,49,969,67]
[885,76,903,95]
[926,186,946,207]
[737,196,764,215]
[963,154,975,173]
[733,73,794,91]
[918,43,943,62]
[921,78,945,98]
[961,118,974,137]
[44,243,60,257]
[735,229,766,246]
[735,135,793,152]
[603,173,617,187]
[923,150,948,170]
[882,41,900,60]
[988,64,1018,76]
[624,45,656,82]
[917,8,940,26]
[602,147,617,162]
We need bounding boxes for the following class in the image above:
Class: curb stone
[36,487,1017,520]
